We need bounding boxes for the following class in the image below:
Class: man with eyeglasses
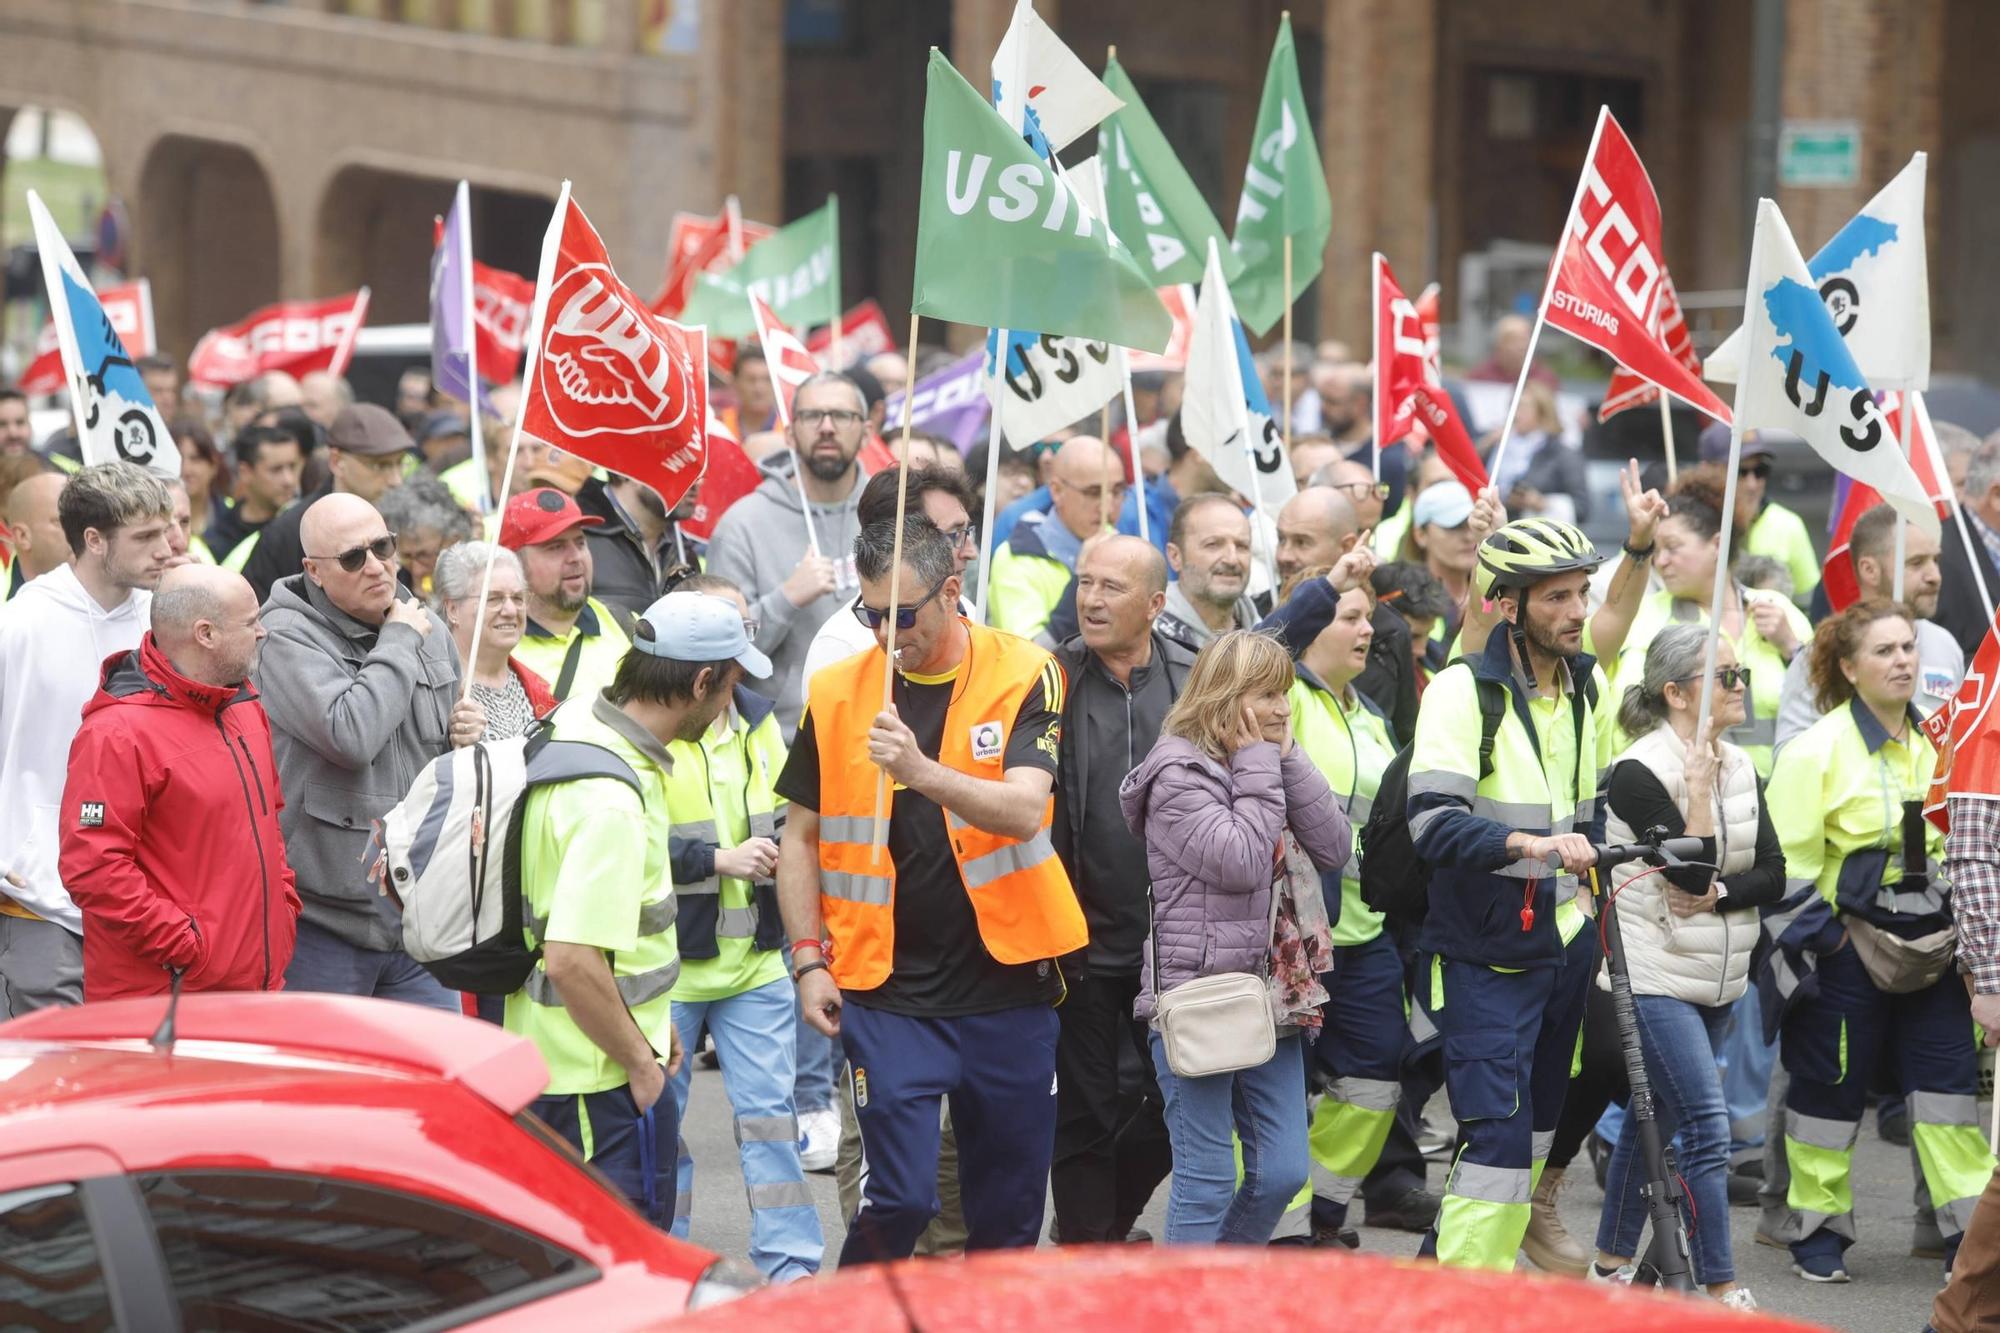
[241,403,412,603]
[501,487,634,706]
[988,436,1125,645]
[707,372,872,741]
[256,492,473,1010]
[779,517,1083,1264]
[1700,424,1820,607]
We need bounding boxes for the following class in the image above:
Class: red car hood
[669,1247,1825,1332]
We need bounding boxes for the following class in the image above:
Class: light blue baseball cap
[633,591,772,678]
[1412,480,1475,530]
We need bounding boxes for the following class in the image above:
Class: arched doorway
[135,135,281,361]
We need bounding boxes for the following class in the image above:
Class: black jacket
[575,478,705,620]
[241,483,333,605]
[1052,629,1197,975]
[1937,512,2000,658]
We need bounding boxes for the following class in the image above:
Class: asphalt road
[677,1067,1959,1331]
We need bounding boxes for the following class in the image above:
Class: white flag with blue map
[1733,198,1937,538]
[1707,153,1928,391]
[28,191,177,477]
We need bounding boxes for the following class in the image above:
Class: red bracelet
[790,939,825,958]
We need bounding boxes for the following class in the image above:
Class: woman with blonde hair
[1119,629,1351,1243]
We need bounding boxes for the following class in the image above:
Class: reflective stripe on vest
[806,623,1084,989]
[661,711,788,949]
[525,956,681,1007]
[528,893,677,942]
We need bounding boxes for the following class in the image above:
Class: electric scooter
[1586,829,1714,1295]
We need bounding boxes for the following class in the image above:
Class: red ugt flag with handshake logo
[519,188,709,511]
[1545,109,1731,424]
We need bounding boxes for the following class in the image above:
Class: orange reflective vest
[807,620,1086,991]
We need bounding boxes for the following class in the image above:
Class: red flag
[19,280,153,397]
[1128,285,1197,374]
[805,300,897,365]
[518,191,709,512]
[749,294,820,427]
[681,404,763,541]
[1821,477,1881,613]
[651,209,773,318]
[1923,618,2000,832]
[1882,391,1950,505]
[187,290,370,390]
[1545,110,1731,424]
[1375,254,1486,491]
[1598,271,1701,422]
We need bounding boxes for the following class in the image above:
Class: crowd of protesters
[2,320,1999,1328]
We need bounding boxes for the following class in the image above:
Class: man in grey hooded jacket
[705,372,870,739]
[256,493,470,1008]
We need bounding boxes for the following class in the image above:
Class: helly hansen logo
[78,802,105,828]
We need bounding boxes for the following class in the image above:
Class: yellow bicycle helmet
[1475,516,1605,601]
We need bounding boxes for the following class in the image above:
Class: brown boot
[1521,1166,1590,1278]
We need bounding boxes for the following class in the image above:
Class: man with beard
[512,591,769,1225]
[1156,494,1256,649]
[577,471,706,619]
[60,564,298,1001]
[1775,505,1961,745]
[1272,486,1416,745]
[502,488,631,705]
[707,372,871,740]
[1407,517,1609,1271]
[0,463,173,1013]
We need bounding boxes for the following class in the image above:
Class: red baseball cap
[499,487,604,550]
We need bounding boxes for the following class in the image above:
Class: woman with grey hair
[1589,622,1784,1307]
[431,541,555,743]
[378,473,474,599]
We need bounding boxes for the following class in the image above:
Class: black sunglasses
[853,569,953,630]
[1678,666,1751,691]
[309,532,398,573]
[1738,462,1772,480]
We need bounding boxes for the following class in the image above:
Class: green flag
[680,198,839,338]
[913,48,1170,353]
[1228,14,1331,336]
[1099,57,1240,289]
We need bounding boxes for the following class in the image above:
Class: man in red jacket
[59,563,300,1000]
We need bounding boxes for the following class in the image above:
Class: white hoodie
[0,565,151,933]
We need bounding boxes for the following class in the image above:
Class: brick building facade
[1,0,1993,376]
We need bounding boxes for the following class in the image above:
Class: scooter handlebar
[1590,836,1708,871]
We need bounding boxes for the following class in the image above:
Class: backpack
[1359,669,1598,927]
[376,722,642,994]
[1360,679,1508,927]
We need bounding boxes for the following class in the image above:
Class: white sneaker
[1587,1262,1637,1285]
[797,1107,839,1172]
[1718,1288,1759,1312]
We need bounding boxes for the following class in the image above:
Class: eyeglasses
[1739,463,1772,481]
[939,523,978,552]
[853,568,953,630]
[1678,666,1752,691]
[1333,481,1393,501]
[308,533,398,573]
[1057,479,1129,504]
[796,408,864,428]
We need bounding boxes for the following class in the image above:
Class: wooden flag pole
[462,179,569,702]
[1894,397,1913,602]
[1659,393,1678,486]
[1282,235,1294,458]
[829,193,845,370]
[870,307,925,855]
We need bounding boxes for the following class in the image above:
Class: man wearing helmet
[1405,516,1609,1271]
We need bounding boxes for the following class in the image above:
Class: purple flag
[884,350,990,454]
[429,181,492,508]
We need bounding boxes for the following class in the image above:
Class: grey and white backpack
[375,723,641,994]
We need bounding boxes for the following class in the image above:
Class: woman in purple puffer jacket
[1121,629,1351,1244]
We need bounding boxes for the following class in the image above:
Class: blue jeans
[669,977,823,1282]
[284,918,458,1011]
[1150,1030,1309,1245]
[794,995,838,1113]
[1595,993,1737,1284]
[1721,984,1776,1158]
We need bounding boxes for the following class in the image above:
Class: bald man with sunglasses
[256,493,475,1008]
